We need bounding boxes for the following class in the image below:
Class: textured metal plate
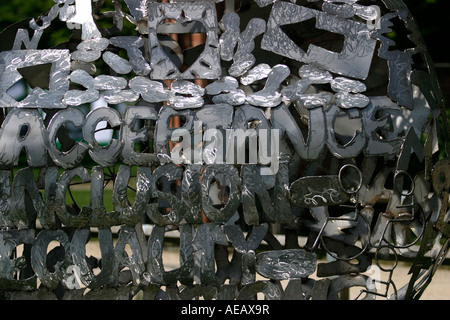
[0,0,448,301]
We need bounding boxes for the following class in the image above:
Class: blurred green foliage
[0,0,54,27]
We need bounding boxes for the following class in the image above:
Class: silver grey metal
[205,76,239,95]
[83,107,123,167]
[66,0,102,40]
[228,17,266,77]
[246,64,290,107]
[0,109,47,168]
[148,2,221,80]
[219,12,240,62]
[0,50,70,109]
[0,0,447,301]
[109,37,151,76]
[47,107,88,169]
[371,10,416,109]
[290,175,349,208]
[92,75,128,91]
[255,249,317,280]
[103,89,140,104]
[170,80,205,109]
[240,64,272,86]
[212,89,246,106]
[129,76,173,103]
[102,51,134,74]
[261,1,377,80]
[299,65,333,84]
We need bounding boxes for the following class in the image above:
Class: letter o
[200,164,241,223]
[83,107,123,167]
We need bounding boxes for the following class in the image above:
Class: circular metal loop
[393,170,415,197]
[375,245,398,272]
[319,213,371,261]
[381,209,426,250]
[338,164,363,195]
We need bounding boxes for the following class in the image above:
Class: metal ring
[338,164,363,195]
[381,209,426,249]
[393,170,415,196]
[375,245,398,272]
[319,213,371,261]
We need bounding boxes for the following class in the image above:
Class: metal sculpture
[0,0,448,300]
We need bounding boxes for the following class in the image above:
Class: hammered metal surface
[0,0,448,301]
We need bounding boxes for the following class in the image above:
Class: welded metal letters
[0,0,449,300]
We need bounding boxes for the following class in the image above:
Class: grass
[65,180,137,213]
[66,187,114,213]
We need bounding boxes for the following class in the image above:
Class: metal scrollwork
[0,0,448,301]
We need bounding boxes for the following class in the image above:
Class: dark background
[403,0,450,110]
